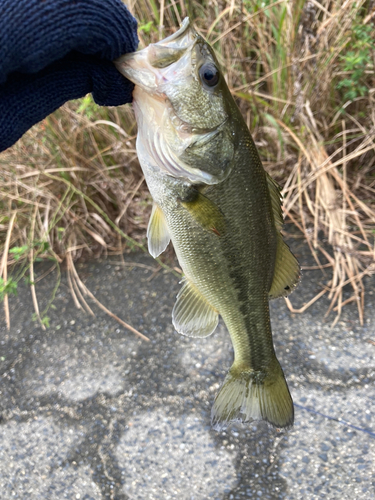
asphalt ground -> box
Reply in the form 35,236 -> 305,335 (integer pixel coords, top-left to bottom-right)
0,237 -> 374,499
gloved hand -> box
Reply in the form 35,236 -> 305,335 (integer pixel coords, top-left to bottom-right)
0,0 -> 139,152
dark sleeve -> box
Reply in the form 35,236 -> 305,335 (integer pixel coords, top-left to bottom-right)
0,0 -> 139,152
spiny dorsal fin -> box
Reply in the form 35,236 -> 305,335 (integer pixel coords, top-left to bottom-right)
147,203 -> 171,258
266,173 -> 300,298
266,173 -> 283,230
172,278 -> 219,337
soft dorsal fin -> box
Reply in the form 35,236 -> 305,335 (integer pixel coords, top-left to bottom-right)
266,173 -> 300,298
147,203 -> 171,258
269,233 -> 300,298
172,278 -> 219,337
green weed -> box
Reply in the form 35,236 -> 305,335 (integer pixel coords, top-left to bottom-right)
0,277 -> 18,300
336,24 -> 375,103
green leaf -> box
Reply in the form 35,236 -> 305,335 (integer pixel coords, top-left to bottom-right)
9,245 -> 28,260
0,277 -> 18,300
41,316 -> 50,328
138,21 -> 154,34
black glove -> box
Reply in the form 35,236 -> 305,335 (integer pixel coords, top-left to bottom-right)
0,0 -> 139,152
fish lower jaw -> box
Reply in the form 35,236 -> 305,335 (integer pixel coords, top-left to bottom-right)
167,108 -> 221,136
133,85 -> 166,104
166,102 -> 195,135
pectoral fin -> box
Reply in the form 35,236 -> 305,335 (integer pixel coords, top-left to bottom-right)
172,278 -> 219,337
181,192 -> 225,236
147,204 -> 171,258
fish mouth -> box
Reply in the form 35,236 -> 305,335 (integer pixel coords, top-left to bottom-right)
115,18 -> 197,92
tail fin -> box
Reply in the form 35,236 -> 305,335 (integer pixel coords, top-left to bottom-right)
211,361 -> 294,431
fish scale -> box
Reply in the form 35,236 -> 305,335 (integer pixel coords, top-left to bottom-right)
115,18 -> 300,430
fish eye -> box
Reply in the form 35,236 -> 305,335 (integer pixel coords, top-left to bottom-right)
199,63 -> 220,88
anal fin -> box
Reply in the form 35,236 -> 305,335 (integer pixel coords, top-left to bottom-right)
172,279 -> 219,337
147,203 -> 171,258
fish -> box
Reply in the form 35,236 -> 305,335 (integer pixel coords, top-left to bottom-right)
115,18 -> 300,430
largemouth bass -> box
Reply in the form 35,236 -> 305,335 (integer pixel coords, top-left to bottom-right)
115,18 -> 300,430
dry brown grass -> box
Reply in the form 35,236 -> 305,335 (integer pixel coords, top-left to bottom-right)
1,0 -> 375,329
0,102 -> 157,332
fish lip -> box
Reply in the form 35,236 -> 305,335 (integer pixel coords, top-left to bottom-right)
114,17 -> 198,90
153,17 -> 192,45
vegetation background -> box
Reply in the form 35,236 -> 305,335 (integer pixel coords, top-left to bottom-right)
1,0 -> 374,332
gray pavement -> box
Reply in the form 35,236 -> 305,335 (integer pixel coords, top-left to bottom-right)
0,238 -> 374,499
